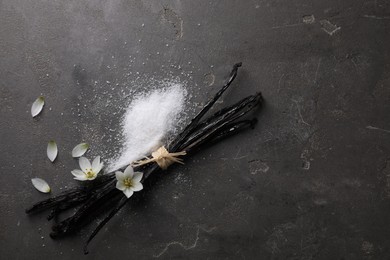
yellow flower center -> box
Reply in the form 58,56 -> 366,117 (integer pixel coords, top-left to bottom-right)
86,170 -> 95,179
124,178 -> 133,188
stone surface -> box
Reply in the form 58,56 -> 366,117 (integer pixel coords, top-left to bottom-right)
1,0 -> 390,259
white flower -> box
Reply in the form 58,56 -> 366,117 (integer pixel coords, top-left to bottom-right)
115,165 -> 143,198
71,156 -> 103,181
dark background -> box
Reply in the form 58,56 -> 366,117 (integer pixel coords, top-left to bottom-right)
1,0 -> 390,259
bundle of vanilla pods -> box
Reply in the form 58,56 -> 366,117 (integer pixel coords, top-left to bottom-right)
26,63 -> 263,254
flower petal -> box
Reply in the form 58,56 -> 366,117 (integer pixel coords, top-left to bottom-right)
116,180 -> 126,191
92,156 -> 103,173
47,140 -> 58,162
132,172 -> 143,183
72,143 -> 89,157
115,171 -> 125,181
31,96 -> 45,117
71,169 -> 86,179
130,182 -> 143,192
123,165 -> 134,178
79,157 -> 91,172
74,176 -> 88,181
31,178 -> 51,193
123,188 -> 134,198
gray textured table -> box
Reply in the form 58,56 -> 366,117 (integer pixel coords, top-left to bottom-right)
1,0 -> 390,259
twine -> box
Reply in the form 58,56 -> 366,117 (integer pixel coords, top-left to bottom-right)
132,146 -> 187,170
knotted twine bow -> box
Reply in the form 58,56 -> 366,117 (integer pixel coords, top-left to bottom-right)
132,146 -> 187,170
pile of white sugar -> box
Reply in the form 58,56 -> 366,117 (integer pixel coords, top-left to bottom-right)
107,83 -> 187,172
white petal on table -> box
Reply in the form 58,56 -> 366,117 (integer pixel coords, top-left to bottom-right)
72,143 -> 89,157
31,96 -> 45,117
47,140 -> 58,162
31,178 -> 51,193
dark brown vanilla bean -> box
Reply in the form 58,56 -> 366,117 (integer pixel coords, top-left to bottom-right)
25,188 -> 84,214
189,92 -> 262,136
26,174 -> 116,214
83,196 -> 128,254
178,93 -> 262,151
50,179 -> 118,238
184,118 -> 258,154
170,62 -> 242,151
